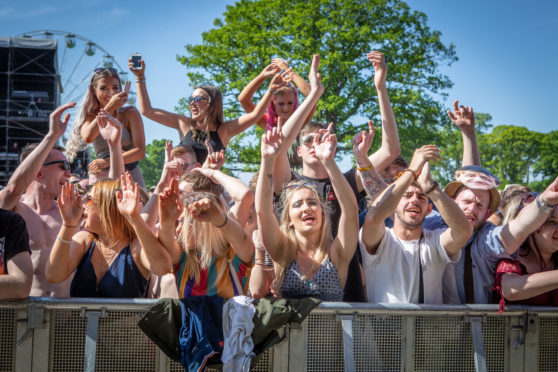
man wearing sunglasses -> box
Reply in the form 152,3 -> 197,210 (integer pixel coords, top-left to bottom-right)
425,101 -> 558,304
0,102 -> 75,297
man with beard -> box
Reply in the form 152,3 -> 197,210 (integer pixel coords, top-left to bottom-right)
359,145 -> 472,304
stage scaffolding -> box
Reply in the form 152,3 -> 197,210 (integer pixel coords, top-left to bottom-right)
0,37 -> 60,185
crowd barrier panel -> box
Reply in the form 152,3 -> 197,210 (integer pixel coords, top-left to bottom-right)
1,298 -> 557,371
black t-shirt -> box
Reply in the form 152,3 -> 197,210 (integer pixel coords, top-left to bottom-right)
290,169 -> 367,302
179,129 -> 226,165
0,208 -> 31,275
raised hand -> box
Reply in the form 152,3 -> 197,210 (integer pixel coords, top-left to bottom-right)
353,120 -> 375,165
539,176 -> 558,206
128,58 -> 146,78
49,102 -> 76,139
116,172 -> 141,219
416,162 -> 436,193
158,178 -> 183,223
97,109 -> 123,146
261,63 -> 280,79
203,150 -> 225,170
268,70 -> 292,92
57,182 -> 83,228
189,197 -> 223,224
308,54 -> 324,96
447,100 -> 475,133
367,51 -> 387,89
271,57 -> 290,71
87,158 -> 109,173
408,145 -> 441,177
260,121 -> 283,159
314,122 -> 337,163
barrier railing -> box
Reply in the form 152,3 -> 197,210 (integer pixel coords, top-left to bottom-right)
1,298 -> 557,371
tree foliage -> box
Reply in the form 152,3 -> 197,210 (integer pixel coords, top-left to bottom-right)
177,0 -> 457,171
139,139 -> 168,188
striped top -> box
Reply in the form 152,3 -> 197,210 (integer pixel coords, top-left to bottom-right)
173,247 -> 252,299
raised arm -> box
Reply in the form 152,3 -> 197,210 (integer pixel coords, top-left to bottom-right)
500,177 -> 558,254
366,51 -> 401,174
256,125 -> 287,262
129,58 -> 190,134
274,55 -> 325,190
447,100 -> 481,166
353,120 -> 387,201
272,58 -> 311,97
117,172 -> 172,276
0,102 -> 75,211
80,89 -> 127,143
221,71 -> 291,144
97,109 -> 124,178
314,127 -> 359,271
416,162 -> 472,255
157,178 -> 184,264
238,64 -> 279,128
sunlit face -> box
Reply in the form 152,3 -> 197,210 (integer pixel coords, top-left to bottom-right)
533,207 -> 558,255
297,129 -> 322,166
42,149 -> 71,197
189,88 -> 210,122
453,187 -> 491,230
172,152 -> 199,175
94,77 -> 121,107
395,184 -> 432,228
273,91 -> 295,121
83,187 -> 102,234
287,188 -> 323,234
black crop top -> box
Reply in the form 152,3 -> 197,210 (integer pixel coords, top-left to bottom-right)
179,129 -> 226,164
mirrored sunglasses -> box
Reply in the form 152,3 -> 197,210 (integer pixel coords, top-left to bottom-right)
301,132 -> 324,146
188,96 -> 208,105
94,67 -> 118,74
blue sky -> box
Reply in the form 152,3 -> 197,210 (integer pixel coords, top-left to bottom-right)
1,0 -> 556,149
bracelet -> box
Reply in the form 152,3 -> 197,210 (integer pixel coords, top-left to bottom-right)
424,181 -> 439,195
357,164 -> 373,172
56,235 -> 71,244
536,194 -> 554,213
397,168 -> 417,181
255,259 -> 266,265
136,78 -> 146,83
213,214 -> 228,228
63,224 -> 77,228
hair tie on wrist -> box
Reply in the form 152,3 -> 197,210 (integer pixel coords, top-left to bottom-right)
57,235 -> 71,244
397,168 -> 417,181
213,214 -> 228,228
63,224 -> 77,228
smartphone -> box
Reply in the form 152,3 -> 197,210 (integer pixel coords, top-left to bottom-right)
123,80 -> 131,93
131,53 -> 142,69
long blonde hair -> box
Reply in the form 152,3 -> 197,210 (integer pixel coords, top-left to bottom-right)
273,180 -> 333,292
178,192 -> 230,285
65,69 -> 122,162
91,178 -> 135,243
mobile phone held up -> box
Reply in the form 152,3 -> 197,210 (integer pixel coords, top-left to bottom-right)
131,53 -> 142,70
123,81 -> 131,94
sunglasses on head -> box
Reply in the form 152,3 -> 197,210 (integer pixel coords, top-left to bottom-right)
94,67 -> 118,74
188,96 -> 208,105
43,160 -> 71,172
301,132 -> 324,146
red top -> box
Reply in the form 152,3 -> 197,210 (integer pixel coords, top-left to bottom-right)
493,258 -> 558,314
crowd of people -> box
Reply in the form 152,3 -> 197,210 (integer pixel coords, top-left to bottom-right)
1,51 -> 558,315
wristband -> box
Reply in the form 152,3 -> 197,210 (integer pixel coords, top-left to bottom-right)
57,235 -> 71,244
357,164 -> 373,172
63,224 -> 77,228
136,78 -> 146,83
536,194 -> 554,213
397,169 -> 417,181
424,181 -> 439,195
213,214 -> 228,228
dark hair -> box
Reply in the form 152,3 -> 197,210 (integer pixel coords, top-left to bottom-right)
391,155 -> 409,169
298,121 -> 326,142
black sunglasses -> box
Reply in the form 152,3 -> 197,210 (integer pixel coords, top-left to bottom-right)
188,96 -> 208,105
43,160 -> 71,172
94,67 -> 118,74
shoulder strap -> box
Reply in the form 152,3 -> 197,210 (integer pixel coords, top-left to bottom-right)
464,241 -> 475,303
418,233 -> 424,304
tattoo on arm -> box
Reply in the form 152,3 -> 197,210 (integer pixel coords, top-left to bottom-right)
360,170 -> 386,201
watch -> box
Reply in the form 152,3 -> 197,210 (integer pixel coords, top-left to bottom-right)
536,194 -> 554,213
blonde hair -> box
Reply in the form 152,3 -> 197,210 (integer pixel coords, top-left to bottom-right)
177,192 -> 230,285
91,178 -> 135,243
65,69 -> 122,162
273,180 -> 332,292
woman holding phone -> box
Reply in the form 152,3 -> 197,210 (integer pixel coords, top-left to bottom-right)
129,56 -> 290,164
65,68 -> 146,187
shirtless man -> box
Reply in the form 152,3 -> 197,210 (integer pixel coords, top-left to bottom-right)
0,102 -> 75,297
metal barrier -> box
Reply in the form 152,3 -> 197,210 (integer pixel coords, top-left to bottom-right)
1,298 -> 557,371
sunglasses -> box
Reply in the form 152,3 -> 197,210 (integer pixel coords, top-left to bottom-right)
94,67 -> 118,74
188,96 -> 208,105
83,194 -> 94,208
43,160 -> 71,172
301,132 -> 325,146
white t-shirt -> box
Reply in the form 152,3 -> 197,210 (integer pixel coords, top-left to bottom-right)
359,227 -> 460,304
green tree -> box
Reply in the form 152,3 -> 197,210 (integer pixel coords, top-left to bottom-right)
535,130 -> 558,180
481,125 -> 543,186
139,139 -> 168,188
177,0 -> 456,172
